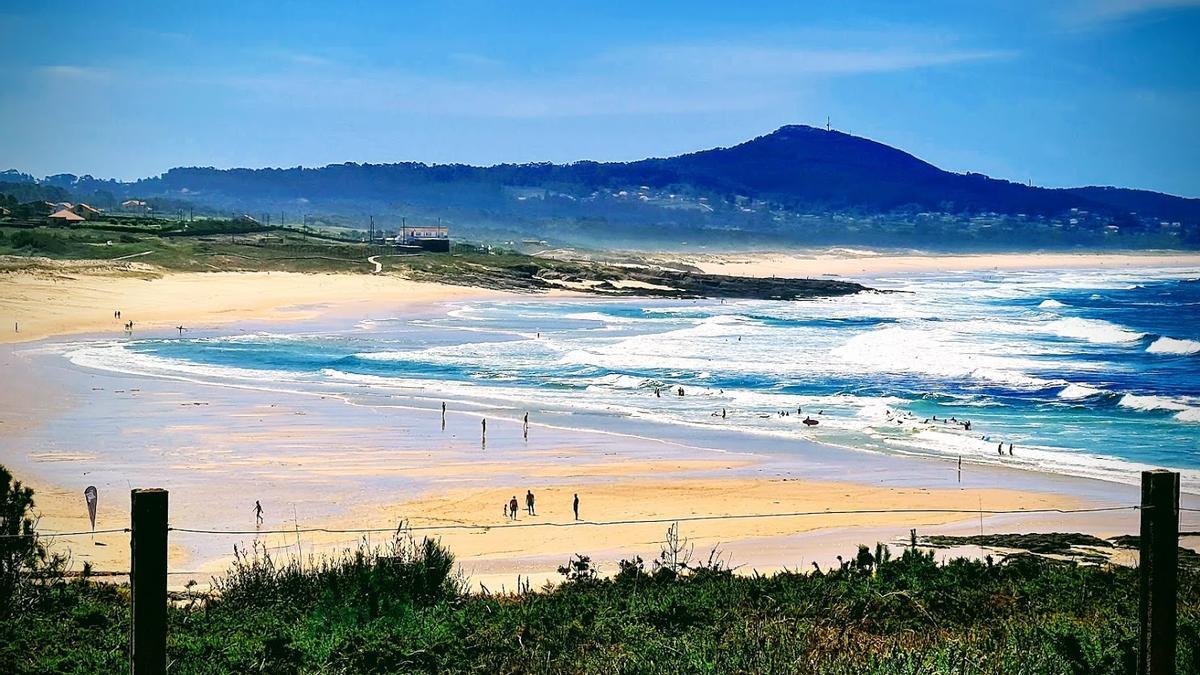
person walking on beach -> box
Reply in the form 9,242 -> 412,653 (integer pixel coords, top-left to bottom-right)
573,493 -> 580,521
482,418 -> 487,446
441,401 -> 446,429
997,442 -> 1004,456
526,490 -> 536,516
1008,443 -> 1014,456
254,500 -> 263,526
523,412 -> 529,439
509,496 -> 519,520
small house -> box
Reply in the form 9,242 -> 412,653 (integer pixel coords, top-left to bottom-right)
48,208 -> 85,225
71,203 -> 102,220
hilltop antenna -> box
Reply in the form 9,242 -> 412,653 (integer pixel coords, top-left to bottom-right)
826,116 -> 831,132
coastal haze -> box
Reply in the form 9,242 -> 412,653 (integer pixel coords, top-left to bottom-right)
2,2 -> 1200,671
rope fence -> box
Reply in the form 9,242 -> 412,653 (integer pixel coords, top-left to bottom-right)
3,504 -> 1143,539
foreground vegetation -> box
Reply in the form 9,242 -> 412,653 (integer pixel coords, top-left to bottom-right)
0,218 -> 866,300
3,467 -> 1199,673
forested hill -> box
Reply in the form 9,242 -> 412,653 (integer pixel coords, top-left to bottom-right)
6,126 -> 1200,249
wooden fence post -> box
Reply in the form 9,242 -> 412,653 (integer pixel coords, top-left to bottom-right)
1139,470 -> 1179,675
131,489 -> 168,675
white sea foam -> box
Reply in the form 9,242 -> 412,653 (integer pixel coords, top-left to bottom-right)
1118,394 -> 1190,412
1063,390 -> 1200,425
1038,299 -> 1065,309
1057,383 -> 1106,400
1147,336 -> 1200,355
563,311 -> 642,324
829,326 -> 1058,389
1045,317 -> 1145,344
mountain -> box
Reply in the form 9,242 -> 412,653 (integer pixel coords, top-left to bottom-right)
6,126 -> 1200,249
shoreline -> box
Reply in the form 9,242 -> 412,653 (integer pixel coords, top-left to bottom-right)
674,250 -> 1200,279
4,250 -> 1199,345
1,327 -> 1174,589
3,256 -> 1198,588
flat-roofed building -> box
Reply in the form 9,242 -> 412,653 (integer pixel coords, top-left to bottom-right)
400,225 -> 450,252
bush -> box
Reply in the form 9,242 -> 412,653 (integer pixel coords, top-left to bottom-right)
9,230 -> 68,254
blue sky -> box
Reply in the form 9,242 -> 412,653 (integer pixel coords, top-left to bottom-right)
1,0 -> 1197,196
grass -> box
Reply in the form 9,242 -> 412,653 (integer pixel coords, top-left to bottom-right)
4,529 -> 1200,673
0,223 -> 380,274
0,220 -> 866,299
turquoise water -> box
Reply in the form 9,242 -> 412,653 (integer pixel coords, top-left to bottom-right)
62,267 -> 1200,491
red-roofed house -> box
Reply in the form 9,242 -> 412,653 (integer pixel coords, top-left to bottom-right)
48,208 -> 85,224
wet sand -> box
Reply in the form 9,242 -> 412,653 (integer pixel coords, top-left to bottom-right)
1,333 -> 1172,591
2,262 -> 1195,590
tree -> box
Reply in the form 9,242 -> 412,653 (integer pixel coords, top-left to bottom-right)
0,465 -> 43,611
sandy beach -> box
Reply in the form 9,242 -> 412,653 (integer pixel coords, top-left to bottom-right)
0,260 -> 510,345
2,256 -> 1196,590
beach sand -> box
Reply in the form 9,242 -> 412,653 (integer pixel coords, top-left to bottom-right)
0,263 -> 509,345
1,337 -> 1150,591
0,257 -> 1190,590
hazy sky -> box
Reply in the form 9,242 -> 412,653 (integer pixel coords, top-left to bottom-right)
1,1 -> 1197,196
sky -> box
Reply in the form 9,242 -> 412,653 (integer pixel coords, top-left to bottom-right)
0,1 -> 1197,196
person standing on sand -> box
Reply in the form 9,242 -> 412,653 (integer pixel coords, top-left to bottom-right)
482,418 -> 487,446
573,493 -> 580,521
254,500 -> 263,526
509,496 -> 519,520
526,490 -> 535,515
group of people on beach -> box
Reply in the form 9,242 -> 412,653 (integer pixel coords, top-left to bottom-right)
923,415 -> 1017,456
504,491 -> 580,521
113,309 -> 135,332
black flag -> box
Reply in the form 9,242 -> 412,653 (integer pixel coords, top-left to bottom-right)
84,486 -> 98,531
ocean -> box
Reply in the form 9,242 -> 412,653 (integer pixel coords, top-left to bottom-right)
60,266 -> 1200,492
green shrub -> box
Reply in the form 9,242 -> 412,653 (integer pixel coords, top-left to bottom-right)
9,229 -> 68,254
